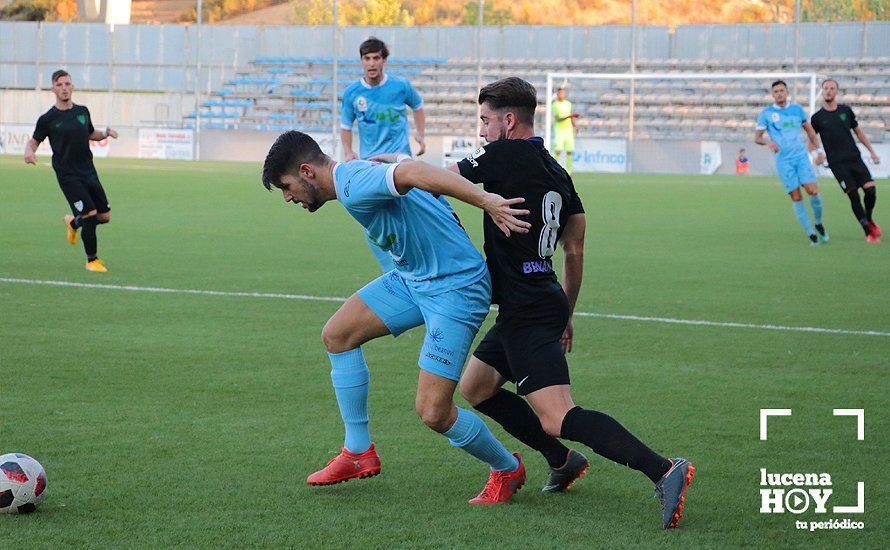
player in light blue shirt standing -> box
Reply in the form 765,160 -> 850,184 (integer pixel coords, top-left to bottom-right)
341,37 -> 427,269
755,80 -> 829,246
262,131 -> 532,504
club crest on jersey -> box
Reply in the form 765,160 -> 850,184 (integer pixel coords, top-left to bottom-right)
771,113 -> 780,123
77,114 -> 87,126
840,113 -> 847,121
355,96 -> 368,112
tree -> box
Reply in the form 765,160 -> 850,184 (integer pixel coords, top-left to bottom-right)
461,0 -> 513,25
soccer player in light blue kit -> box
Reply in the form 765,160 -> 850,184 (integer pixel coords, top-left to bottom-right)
341,37 -> 426,270
262,131 -> 531,504
755,80 -> 829,246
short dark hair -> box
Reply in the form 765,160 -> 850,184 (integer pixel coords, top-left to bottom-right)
821,78 -> 839,88
771,80 -> 787,90
359,37 -> 389,59
478,77 -> 538,126
52,70 -> 70,83
262,131 -> 327,191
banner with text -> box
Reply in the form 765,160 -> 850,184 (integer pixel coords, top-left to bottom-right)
572,139 -> 627,173
815,143 -> 890,180
0,124 -> 50,156
138,129 -> 194,160
700,141 -> 722,175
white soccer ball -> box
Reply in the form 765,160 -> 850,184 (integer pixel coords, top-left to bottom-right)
0,453 -> 47,514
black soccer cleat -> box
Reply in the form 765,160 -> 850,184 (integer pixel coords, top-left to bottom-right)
808,234 -> 820,247
654,457 -> 695,529
815,224 -> 829,243
541,449 -> 590,493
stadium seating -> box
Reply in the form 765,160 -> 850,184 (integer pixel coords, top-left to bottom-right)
187,56 -> 890,141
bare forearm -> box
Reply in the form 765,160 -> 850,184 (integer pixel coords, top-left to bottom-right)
413,109 -> 425,138
754,132 -> 768,146
395,161 -> 487,209
854,127 -> 876,153
561,251 -> 584,314
89,130 -> 105,141
340,129 -> 354,153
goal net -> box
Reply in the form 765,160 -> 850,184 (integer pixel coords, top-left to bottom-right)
544,72 -> 822,175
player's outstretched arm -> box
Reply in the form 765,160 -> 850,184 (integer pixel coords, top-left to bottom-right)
559,213 -> 586,353
23,138 -> 40,165
853,126 -> 881,164
392,160 -> 531,236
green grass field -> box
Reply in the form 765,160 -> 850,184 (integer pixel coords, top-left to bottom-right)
1,155 -> 887,548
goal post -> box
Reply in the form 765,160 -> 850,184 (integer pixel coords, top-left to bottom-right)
544,72 -> 823,173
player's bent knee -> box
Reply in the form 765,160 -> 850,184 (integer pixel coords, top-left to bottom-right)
97,212 -> 111,223
321,320 -> 355,354
415,402 -> 453,433
459,381 -> 496,407
539,414 -> 565,438
83,209 -> 98,218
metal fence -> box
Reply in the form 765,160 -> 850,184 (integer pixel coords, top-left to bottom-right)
2,21 -> 889,92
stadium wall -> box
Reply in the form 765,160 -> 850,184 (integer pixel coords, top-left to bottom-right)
2,21 -> 889,91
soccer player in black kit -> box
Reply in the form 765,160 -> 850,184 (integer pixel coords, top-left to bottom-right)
24,70 -> 119,271
454,78 -> 693,528
811,78 -> 882,242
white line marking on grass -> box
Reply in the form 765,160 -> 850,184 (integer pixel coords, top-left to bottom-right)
2,277 -> 888,338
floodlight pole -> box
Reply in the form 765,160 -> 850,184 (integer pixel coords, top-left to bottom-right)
628,0 -> 637,172
194,0 -> 202,161
332,0 -> 339,159
474,0 -> 483,148
544,74 -> 553,152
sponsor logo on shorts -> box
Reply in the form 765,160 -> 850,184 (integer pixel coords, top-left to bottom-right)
429,328 -> 445,343
522,259 -> 554,274
73,200 -> 83,212
425,352 -> 452,366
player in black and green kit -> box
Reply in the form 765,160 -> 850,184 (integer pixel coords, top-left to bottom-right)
811,78 -> 882,243
24,70 -> 119,272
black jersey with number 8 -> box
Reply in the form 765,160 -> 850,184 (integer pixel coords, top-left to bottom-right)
457,137 -> 584,309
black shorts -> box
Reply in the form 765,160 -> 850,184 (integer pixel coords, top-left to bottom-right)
472,288 -> 570,396
56,170 -> 110,216
829,158 -> 873,193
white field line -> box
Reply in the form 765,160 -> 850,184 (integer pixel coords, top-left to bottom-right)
2,277 -> 888,338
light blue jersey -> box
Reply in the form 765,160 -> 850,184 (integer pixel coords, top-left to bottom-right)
341,75 -> 423,160
333,160 -> 487,296
756,103 -> 810,162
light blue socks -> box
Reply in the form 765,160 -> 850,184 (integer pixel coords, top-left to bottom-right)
809,193 -> 824,226
443,407 -> 519,472
792,200 -> 814,235
329,348 -> 371,453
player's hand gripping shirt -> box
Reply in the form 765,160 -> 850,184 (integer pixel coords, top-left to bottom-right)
457,138 -> 584,309
756,103 -> 810,162
341,75 -> 423,159
334,160 -> 488,295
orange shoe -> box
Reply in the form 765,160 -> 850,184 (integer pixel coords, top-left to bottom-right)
85,258 -> 107,272
307,444 -> 380,486
64,215 -> 78,245
468,453 -> 526,505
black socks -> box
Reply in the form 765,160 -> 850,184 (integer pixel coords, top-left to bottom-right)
863,186 -> 877,222
847,191 -> 869,232
560,406 -> 672,484
474,389 -> 571,468
80,216 -> 98,260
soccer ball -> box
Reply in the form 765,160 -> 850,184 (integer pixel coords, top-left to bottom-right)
0,453 -> 47,514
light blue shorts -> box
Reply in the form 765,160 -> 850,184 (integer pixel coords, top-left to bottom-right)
777,155 -> 816,193
357,270 -> 492,381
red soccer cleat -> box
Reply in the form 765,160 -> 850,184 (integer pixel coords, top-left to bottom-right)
468,453 -> 526,505
868,220 -> 882,238
307,444 -> 381,486
866,233 -> 881,243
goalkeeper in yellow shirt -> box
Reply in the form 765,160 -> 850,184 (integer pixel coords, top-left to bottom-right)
551,86 -> 579,174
